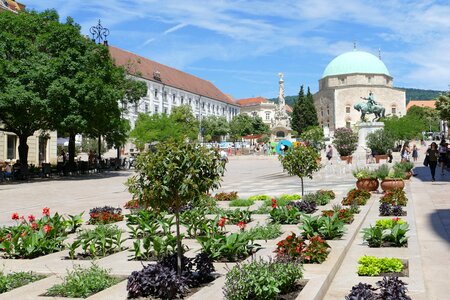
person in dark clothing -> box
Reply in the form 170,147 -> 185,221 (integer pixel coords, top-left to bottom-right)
426,142 -> 439,182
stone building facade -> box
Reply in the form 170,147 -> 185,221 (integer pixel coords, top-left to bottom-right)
313,50 -> 406,135
108,46 -> 240,153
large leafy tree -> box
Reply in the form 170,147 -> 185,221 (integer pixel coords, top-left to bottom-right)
251,115 -> 270,135
229,114 -> 254,140
201,115 -> 230,142
170,105 -> 199,141
0,10 -> 58,166
278,144 -> 321,196
436,91 -> 450,121
127,142 -> 222,275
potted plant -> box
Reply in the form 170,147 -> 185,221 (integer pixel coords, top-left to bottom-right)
366,129 -> 395,163
377,164 -> 405,191
332,127 -> 358,164
352,167 -> 379,191
393,161 -> 414,179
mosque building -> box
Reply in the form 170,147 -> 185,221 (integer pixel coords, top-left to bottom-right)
313,49 -> 406,136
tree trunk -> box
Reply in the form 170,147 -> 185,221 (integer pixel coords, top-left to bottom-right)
18,135 -> 30,167
175,202 -> 183,276
300,177 -> 304,196
98,135 -> 102,160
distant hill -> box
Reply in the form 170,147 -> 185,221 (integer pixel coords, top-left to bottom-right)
268,88 -> 445,106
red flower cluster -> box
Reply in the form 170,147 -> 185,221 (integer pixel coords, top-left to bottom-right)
11,213 -> 19,220
43,224 -> 52,234
275,233 -> 330,264
237,221 -> 246,231
218,217 -> 227,227
42,207 -> 50,217
271,198 -> 277,209
89,212 -> 123,225
28,215 -> 35,222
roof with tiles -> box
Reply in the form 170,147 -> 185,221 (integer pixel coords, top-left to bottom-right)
108,46 -> 237,106
0,0 -> 24,12
236,97 -> 269,106
406,100 -> 436,111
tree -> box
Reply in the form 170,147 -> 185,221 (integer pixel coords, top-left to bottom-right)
436,91 -> 450,121
366,129 -> 395,155
333,127 -> 358,156
0,10 -> 58,166
229,114 -> 254,140
170,105 -> 199,141
130,113 -> 180,149
278,144 -> 321,196
300,126 -> 325,151
127,142 -> 222,275
291,86 -> 318,134
251,115 -> 270,135
201,116 -> 230,142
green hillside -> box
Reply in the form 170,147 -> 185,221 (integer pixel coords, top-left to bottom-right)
269,88 -> 445,106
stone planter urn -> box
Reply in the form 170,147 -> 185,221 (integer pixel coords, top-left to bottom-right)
380,179 -> 405,191
340,156 -> 353,164
356,178 -> 379,192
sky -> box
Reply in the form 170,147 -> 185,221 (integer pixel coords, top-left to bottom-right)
19,0 -> 450,100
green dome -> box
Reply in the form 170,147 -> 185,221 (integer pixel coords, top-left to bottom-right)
322,50 -> 390,78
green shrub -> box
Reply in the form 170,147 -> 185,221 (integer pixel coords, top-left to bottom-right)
393,161 -> 414,172
357,256 -> 404,276
302,191 -> 333,206
0,271 -> 46,294
214,191 -> 238,201
45,265 -> 121,298
270,206 -> 302,224
366,129 -> 395,155
380,189 -> 408,206
264,198 -> 291,207
229,199 -> 254,207
376,164 -> 390,180
223,259 -> 303,300
279,194 -> 302,201
247,224 -> 282,240
248,194 -> 271,201
353,167 -> 377,179
299,215 -> 346,240
251,206 -> 271,214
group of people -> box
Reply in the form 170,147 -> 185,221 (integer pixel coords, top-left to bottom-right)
1,159 -> 22,181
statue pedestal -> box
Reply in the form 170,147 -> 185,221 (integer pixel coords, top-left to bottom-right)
357,122 -> 384,151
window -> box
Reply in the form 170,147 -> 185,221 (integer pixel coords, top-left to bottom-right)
134,103 -> 138,113
172,94 -> 176,103
163,91 -> 167,101
392,107 -> 397,114
154,105 -> 159,114
180,96 -> 184,104
346,121 -> 351,128
39,137 -> 48,164
346,106 -> 351,114
145,103 -> 149,113
276,131 -> 285,138
164,107 -> 168,114
265,112 -> 270,120
189,98 -> 192,105
154,89 -> 158,98
7,135 -> 16,159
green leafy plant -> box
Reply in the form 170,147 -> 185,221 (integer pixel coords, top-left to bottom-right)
302,191 -> 333,205
248,194 -> 271,201
0,271 -> 46,294
362,226 -> 385,247
380,189 -> 408,206
299,215 -> 346,240
229,199 -> 254,207
251,205 -> 271,214
45,264 -> 120,298
197,231 -> 259,262
333,127 -> 358,156
362,218 -> 408,247
180,207 -> 219,238
264,197 -> 291,207
270,206 -> 302,224
352,167 -> 377,179
386,167 -> 407,180
67,225 -> 126,259
393,161 -> 414,172
357,256 -> 404,276
221,209 -> 252,224
247,224 -> 282,240
322,207 -> 354,224
223,259 -> 303,300
376,164 -> 390,180
64,212 -> 84,234
278,144 -> 322,196
279,194 -> 302,201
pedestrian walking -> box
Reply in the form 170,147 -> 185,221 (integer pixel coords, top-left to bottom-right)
426,142 -> 439,182
326,145 -> 333,163
412,144 -> 418,162
438,138 -> 448,176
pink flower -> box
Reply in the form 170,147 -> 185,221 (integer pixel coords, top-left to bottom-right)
21,232 -> 27,237
31,222 -> 38,230
42,207 -> 50,217
11,213 -> 19,220
28,215 -> 35,222
6,233 -> 11,240
43,224 -> 52,234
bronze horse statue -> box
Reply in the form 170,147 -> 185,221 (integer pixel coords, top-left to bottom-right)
354,102 -> 385,121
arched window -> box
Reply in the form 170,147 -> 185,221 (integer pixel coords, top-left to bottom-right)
276,131 -> 285,138
346,105 -> 351,114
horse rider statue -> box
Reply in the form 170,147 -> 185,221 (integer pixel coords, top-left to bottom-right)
353,92 -> 386,121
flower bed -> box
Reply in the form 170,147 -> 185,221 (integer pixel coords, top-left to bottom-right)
342,188 -> 371,206
322,207 -> 355,224
299,215 -> 346,240
380,188 -> 408,206
0,208 -> 69,259
357,256 -> 407,277
275,233 -> 330,264
89,206 -> 124,225
0,271 -> 46,294
362,218 -> 409,247
379,203 -> 406,216
347,277 -> 412,299
214,191 -> 238,201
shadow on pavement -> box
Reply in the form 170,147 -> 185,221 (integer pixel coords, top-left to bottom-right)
412,166 -> 450,183
430,209 -> 450,244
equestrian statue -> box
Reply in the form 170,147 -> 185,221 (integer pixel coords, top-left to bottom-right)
354,92 -> 385,121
